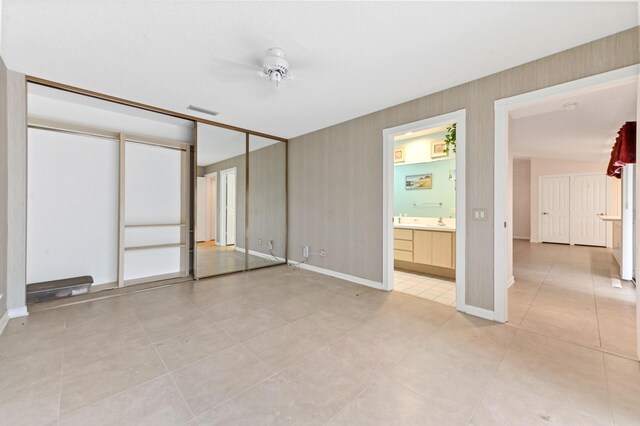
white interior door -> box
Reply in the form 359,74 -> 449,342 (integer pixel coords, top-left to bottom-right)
540,176 -> 571,244
207,175 -> 217,242
196,177 -> 206,242
571,174 -> 607,247
226,172 -> 237,246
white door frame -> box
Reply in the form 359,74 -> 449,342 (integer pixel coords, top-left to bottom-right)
494,64 -> 639,324
218,167 -> 236,246
382,109 -> 466,311
204,171 -> 217,242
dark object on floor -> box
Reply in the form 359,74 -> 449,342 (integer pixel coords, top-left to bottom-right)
26,276 -> 94,303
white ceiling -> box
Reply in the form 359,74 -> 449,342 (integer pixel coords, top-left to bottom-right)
2,1 -> 637,139
510,79 -> 637,162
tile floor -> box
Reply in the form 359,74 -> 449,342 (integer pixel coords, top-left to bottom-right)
394,270 -> 456,307
509,240 -> 637,358
1,264 -> 639,425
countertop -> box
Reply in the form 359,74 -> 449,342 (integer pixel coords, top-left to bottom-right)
394,223 -> 456,232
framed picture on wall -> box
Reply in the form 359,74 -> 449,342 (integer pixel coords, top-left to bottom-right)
405,174 -> 432,190
431,140 -> 448,158
394,146 -> 405,163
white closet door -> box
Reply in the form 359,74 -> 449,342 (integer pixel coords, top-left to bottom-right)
27,128 -> 119,286
540,176 -> 571,244
124,142 -> 183,282
571,174 -> 607,247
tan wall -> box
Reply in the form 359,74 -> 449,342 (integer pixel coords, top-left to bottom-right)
288,27 -> 639,311
513,159 -> 531,240
529,157 -> 610,242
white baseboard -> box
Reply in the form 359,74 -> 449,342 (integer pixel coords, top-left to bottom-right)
235,247 -> 286,263
513,236 -> 530,240
508,275 -> 515,288
0,310 -> 9,335
460,304 -> 495,321
8,306 -> 28,318
288,261 -> 383,291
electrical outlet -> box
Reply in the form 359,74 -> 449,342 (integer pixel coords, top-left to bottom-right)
268,240 -> 273,250
303,246 -> 309,258
320,250 -> 326,257
257,239 -> 262,246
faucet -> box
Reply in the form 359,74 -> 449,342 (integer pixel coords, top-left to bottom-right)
438,217 -> 445,226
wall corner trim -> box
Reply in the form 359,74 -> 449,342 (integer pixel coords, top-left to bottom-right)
460,304 -> 496,322
287,261 -> 383,291
508,276 -> 515,288
8,306 -> 28,318
0,311 -> 9,336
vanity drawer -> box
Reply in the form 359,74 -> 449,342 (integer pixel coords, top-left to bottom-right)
394,249 -> 413,262
394,239 -> 413,251
394,228 -> 413,241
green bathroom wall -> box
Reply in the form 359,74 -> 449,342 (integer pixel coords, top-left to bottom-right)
394,158 -> 456,218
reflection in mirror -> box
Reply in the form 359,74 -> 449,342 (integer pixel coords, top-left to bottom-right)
248,135 -> 287,269
196,123 -> 246,277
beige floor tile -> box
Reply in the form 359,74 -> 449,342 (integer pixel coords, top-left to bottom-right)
604,354 -> 640,426
171,345 -> 272,416
0,375 -> 60,426
138,302 -> 213,342
327,376 -> 467,425
219,308 -> 288,342
388,338 -> 498,420
520,305 -> 601,347
60,376 -> 193,426
471,375 -> 611,426
154,325 -> 236,371
243,310 -> 361,372
277,346 -> 378,422
196,376 -> 321,425
63,321 -> 151,367
479,331 -> 612,425
60,345 -> 167,414
0,347 -> 63,394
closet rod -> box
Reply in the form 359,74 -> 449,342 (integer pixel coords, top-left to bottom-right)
29,117 -> 189,151
28,123 -> 119,142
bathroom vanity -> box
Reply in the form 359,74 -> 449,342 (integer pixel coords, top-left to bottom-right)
394,222 -> 456,279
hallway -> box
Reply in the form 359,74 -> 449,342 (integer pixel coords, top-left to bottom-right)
509,240 -> 637,358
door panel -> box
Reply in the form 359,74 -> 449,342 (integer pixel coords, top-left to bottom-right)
413,230 -> 433,265
541,176 -> 570,244
571,174 -> 607,247
226,172 -> 237,246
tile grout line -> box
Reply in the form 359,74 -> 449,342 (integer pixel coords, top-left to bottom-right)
517,250 -> 558,326
589,247 -> 604,350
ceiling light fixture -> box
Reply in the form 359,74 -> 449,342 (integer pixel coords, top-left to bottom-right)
562,102 -> 578,110
187,105 -> 219,116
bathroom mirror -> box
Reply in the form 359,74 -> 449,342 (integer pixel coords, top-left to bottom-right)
247,135 -> 287,269
195,123 -> 247,278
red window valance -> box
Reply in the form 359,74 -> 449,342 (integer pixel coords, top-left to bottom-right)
607,121 -> 636,179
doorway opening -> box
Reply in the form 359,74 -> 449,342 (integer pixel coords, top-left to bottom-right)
383,110 -> 466,311
495,65 -> 638,358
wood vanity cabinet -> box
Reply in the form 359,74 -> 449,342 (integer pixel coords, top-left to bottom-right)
394,227 -> 455,277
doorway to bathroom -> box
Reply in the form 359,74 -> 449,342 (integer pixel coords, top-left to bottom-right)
383,110 -> 466,311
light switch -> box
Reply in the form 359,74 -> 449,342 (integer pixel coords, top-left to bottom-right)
472,209 -> 488,221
